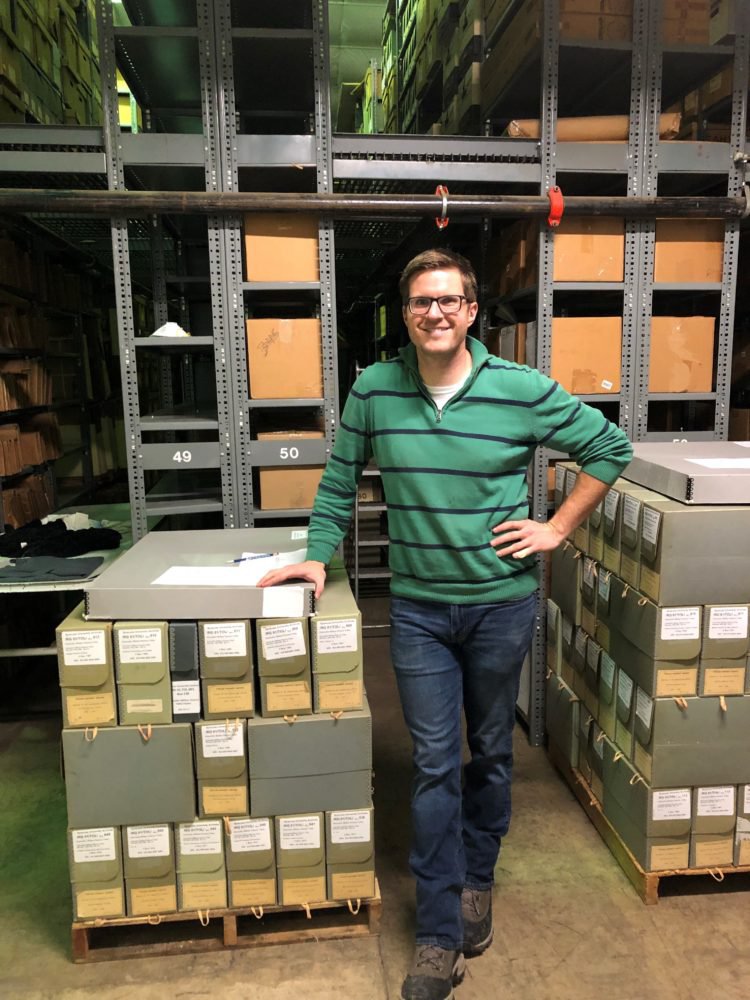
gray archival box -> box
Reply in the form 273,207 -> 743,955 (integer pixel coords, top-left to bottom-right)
624,442 -> 750,504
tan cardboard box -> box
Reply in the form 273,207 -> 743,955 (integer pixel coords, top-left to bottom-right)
649,317 -> 714,393
552,217 -> 625,282
551,316 -> 621,396
653,219 -> 724,283
246,319 -> 323,399
243,214 -> 318,282
257,432 -> 325,511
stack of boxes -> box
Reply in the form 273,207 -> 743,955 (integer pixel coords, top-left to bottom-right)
58,528 -> 376,922
547,455 -> 750,872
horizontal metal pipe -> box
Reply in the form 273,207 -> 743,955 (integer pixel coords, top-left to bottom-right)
0,188 -> 746,219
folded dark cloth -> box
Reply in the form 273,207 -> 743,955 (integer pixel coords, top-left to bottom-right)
0,556 -> 104,583
0,521 -> 121,559
0,518 -> 66,557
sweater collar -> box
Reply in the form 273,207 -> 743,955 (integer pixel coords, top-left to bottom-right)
398,335 -> 489,381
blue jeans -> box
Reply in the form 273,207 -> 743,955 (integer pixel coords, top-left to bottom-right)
389,592 -> 537,950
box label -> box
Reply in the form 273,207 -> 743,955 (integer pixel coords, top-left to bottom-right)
592,730 -> 604,759
179,821 -> 222,856
180,878 -> 226,910
744,785 -> 750,815
317,680 -> 363,711
641,507 -> 662,547
316,619 -> 358,654
117,628 -> 163,664
331,870 -> 375,900
281,875 -> 326,905
635,689 -> 653,728
72,827 -> 116,864
75,886 -> 123,919
597,572 -> 610,602
708,606 -> 749,640
266,681 -> 311,712
697,786 -> 735,817
554,464 -> 566,495
702,667 -> 745,696
231,818 -> 272,854
604,489 -> 619,524
66,692 -> 115,727
620,553 -> 638,587
562,618 -> 573,645
172,680 -> 200,715
639,565 -> 659,601
261,622 -> 306,660
61,629 -> 106,666
660,607 -> 700,641
202,785 -> 248,816
546,599 -> 558,630
652,789 -> 691,822
586,641 -> 600,671
600,651 -> 615,688
262,586 -> 305,618
583,558 -> 596,589
655,668 -> 697,697
130,884 -> 176,916
694,839 -> 733,867
291,529 -> 308,540
279,815 -> 320,851
565,468 -> 577,495
202,622 -> 247,659
331,810 -> 371,845
125,699 -> 163,715
201,723 -> 244,758
207,682 -> 253,715
622,495 -> 641,532
650,843 -> 688,870
617,671 -> 633,708
574,628 -> 587,657
231,877 -> 276,906
633,743 -> 652,782
127,825 -> 170,859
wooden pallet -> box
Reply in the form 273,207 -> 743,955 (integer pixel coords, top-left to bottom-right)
71,882 -> 381,963
547,743 -> 750,905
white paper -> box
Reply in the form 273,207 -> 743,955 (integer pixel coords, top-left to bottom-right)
565,468 -> 577,495
697,786 -> 736,817
554,464 -> 566,494
316,619 -> 358,654
660,607 -> 701,641
687,458 -> 750,469
72,827 -> 116,864
635,688 -> 653,728
201,723 -> 244,758
179,820 -> 222,856
172,680 -> 200,715
574,628 -> 587,657
641,507 -> 662,546
617,671 -> 633,707
61,630 -> 106,666
152,550 -> 308,587
331,810 -> 371,845
597,573 -> 611,602
652,789 -> 691,822
235,548 -> 308,581
202,622 -> 247,659
231,818 -> 272,853
708,606 -> 749,640
117,628 -> 163,664
744,785 -> 750,815
604,489 -> 619,522
600,651 -> 615,687
262,586 -> 305,618
562,618 -> 573,645
583,558 -> 596,588
622,496 -> 641,532
279,815 -> 320,851
127,825 -> 170,859
260,621 -> 306,661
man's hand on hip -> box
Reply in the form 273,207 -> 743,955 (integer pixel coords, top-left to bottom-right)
257,560 -> 327,599
490,519 -> 565,560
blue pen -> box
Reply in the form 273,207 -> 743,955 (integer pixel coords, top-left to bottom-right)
230,552 -> 277,564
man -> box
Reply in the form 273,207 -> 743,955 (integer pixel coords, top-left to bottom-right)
260,248 -> 632,1000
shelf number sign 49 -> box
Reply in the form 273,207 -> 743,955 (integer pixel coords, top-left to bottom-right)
173,450 -> 192,463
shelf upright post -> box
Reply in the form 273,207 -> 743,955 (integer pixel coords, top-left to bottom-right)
149,216 -> 174,417
528,0 -> 561,747
715,10 -> 749,439
96,0 -> 149,540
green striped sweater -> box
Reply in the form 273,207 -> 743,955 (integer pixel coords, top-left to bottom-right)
307,336 -> 632,604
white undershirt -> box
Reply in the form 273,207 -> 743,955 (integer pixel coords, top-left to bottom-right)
424,376 -> 468,412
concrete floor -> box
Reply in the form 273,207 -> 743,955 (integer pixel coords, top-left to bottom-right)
2,605 -> 750,999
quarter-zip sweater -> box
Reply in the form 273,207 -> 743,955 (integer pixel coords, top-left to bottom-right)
307,336 -> 633,604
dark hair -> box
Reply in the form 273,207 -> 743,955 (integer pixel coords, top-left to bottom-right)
399,248 -> 478,304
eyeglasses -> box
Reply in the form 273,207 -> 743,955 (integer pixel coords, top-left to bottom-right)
406,295 -> 469,316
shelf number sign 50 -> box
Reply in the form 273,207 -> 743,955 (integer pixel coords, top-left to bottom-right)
279,447 -> 300,460
172,450 -> 193,463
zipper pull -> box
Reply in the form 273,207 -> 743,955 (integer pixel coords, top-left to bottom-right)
436,409 -> 442,423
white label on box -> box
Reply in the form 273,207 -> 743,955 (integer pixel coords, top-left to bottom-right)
744,785 -> 750,815
586,641 -> 600,671
617,671 -> 633,707
601,379 -> 613,391
652,789 -> 691,822
597,573 -> 611,601
61,630 -> 106,666
262,586 -> 305,618
661,607 -> 701,641
562,618 -> 573,645
583,558 -> 596,588
708,606 -> 749,640
592,728 -> 604,758
127,825 -> 170,859
72,827 -> 116,864
687,458 -> 750,469
641,507 -> 662,546
600,651 -> 615,687
604,489 -> 619,522
697,786 -> 736,817
291,529 -> 308,540
622,495 -> 641,532
331,810 -> 371,845
201,723 -> 244,758
316,619 -> 358,654
635,689 -> 654,728
117,628 -> 162,664
260,622 -> 306,660
565,469 -> 577,495
172,680 -> 200,715
202,622 -> 247,659
179,821 -> 222,856
546,599 -> 558,630
555,465 -> 566,494
575,628 -> 587,657
230,818 -> 272,854
126,699 -> 162,714
279,815 -> 321,852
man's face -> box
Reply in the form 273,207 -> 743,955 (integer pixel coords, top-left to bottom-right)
402,267 -> 478,362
